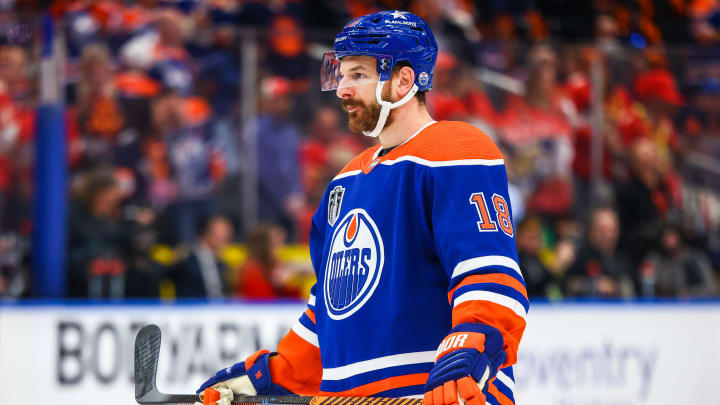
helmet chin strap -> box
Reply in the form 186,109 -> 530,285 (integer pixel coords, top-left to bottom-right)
362,80 -> 419,138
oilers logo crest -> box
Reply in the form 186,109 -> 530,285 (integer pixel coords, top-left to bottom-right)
324,208 -> 384,320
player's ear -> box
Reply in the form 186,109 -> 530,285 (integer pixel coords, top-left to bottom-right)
394,66 -> 415,98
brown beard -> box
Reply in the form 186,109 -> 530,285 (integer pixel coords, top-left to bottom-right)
342,83 -> 394,134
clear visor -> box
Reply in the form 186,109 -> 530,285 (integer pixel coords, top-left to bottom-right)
320,52 -> 389,91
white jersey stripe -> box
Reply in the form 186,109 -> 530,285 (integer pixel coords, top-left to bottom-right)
452,256 -> 523,281
332,170 -> 362,181
322,350 -> 436,381
291,320 -> 319,348
380,156 -> 505,168
453,290 -> 527,320
308,294 -> 316,307
496,370 -> 515,394
332,158 -> 505,181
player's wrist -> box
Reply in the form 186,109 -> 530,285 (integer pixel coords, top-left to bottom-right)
439,323 -> 505,359
245,351 -> 296,396
197,350 -> 281,396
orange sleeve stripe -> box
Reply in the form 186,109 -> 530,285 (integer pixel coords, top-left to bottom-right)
319,373 -> 429,397
305,308 -> 316,323
448,274 -> 528,304
488,382 -> 515,405
452,301 -> 526,368
270,329 -> 323,395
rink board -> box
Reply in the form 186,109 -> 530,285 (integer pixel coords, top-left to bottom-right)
1,301 -> 719,405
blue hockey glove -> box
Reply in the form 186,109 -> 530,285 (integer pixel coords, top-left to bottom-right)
196,350 -> 294,397
423,323 -> 506,405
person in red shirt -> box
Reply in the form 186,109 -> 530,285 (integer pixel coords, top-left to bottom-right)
235,223 -> 300,299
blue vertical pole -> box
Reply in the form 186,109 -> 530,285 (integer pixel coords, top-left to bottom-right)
33,15 -> 66,297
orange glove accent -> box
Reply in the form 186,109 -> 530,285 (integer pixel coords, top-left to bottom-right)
457,376 -> 485,405
424,377 -> 486,405
203,387 -> 220,405
442,381 -> 458,405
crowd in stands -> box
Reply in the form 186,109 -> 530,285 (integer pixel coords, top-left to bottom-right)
0,0 -> 719,301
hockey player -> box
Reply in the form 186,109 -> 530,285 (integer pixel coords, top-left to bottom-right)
197,10 -> 527,405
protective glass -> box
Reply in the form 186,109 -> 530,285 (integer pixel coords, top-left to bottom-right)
320,52 -> 390,91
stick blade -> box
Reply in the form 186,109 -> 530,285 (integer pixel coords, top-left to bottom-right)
134,324 -> 199,404
135,324 -> 162,401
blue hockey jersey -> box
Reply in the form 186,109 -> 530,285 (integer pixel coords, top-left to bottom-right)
265,121 -> 528,405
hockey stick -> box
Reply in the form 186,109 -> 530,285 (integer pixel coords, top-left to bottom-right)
135,324 -> 423,405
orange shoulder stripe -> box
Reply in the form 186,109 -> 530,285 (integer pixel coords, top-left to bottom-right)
270,329 -> 323,395
388,121 -> 503,162
447,274 -> 528,304
319,373 -> 429,397
452,300 -> 527,368
305,308 -> 316,323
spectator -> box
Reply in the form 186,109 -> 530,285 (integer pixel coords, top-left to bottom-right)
76,43 -> 125,167
564,207 -> 634,298
121,8 -> 193,95
632,68 -> 684,161
427,51 -> 497,133
235,223 -> 301,299
0,44 -> 35,234
517,217 -> 560,298
123,202 -> 163,298
300,106 -> 363,198
256,76 -> 304,240
264,15 -> 311,86
615,138 -> 676,269
563,48 -> 627,223
425,52 -> 466,121
154,94 -> 225,244
172,215 -> 234,298
639,223 -> 718,298
67,170 -> 128,298
495,44 -> 574,218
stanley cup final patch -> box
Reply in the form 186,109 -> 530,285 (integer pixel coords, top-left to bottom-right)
328,185 -> 345,226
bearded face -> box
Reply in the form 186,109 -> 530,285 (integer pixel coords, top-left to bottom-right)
341,82 -> 394,133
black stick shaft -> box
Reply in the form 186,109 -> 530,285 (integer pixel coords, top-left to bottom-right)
134,324 -> 422,405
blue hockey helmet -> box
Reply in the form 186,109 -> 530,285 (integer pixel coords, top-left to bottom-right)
320,10 -> 438,93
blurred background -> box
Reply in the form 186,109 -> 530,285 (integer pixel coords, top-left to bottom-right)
0,0 -> 719,404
